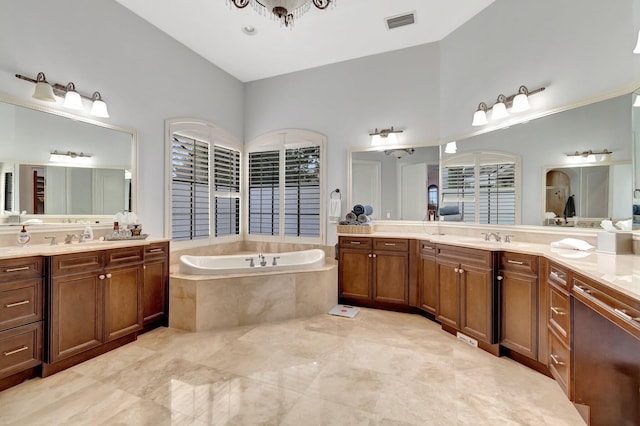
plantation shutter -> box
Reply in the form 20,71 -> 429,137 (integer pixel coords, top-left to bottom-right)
441,165 -> 476,223
248,150 -> 280,235
213,145 -> 241,237
171,135 -> 210,241
284,146 -> 321,237
478,162 -> 516,224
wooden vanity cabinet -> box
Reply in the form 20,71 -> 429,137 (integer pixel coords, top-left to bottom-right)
338,237 -> 410,308
418,241 -> 438,316
45,247 -> 143,373
436,245 -> 497,345
498,252 -> 539,360
0,257 -> 44,390
142,242 -> 170,330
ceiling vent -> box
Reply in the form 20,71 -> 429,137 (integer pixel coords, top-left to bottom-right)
385,12 -> 416,30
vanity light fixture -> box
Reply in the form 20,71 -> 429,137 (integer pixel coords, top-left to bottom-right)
49,150 -> 93,165
471,85 -> 545,126
370,126 -> 403,146
384,148 -> 414,159
15,73 -> 110,118
566,149 -> 612,163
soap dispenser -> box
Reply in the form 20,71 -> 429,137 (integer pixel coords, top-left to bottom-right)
83,225 -> 94,241
17,225 -> 30,246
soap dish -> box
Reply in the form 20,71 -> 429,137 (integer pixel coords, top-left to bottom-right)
104,233 -> 149,241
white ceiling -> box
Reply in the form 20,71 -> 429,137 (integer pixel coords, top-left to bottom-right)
115,0 -> 495,83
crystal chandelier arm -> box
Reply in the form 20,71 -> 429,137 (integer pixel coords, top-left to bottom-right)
230,0 -> 252,8
312,0 -> 331,9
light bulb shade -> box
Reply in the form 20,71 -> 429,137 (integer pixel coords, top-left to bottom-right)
491,102 -> 508,120
90,92 -> 109,117
511,93 -> 530,112
634,95 -> 640,107
32,72 -> 56,102
634,29 -> 640,54
472,109 -> 488,126
444,141 -> 457,154
63,83 -> 83,110
386,132 -> 398,145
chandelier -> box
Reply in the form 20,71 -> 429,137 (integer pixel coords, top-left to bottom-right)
229,0 -> 332,28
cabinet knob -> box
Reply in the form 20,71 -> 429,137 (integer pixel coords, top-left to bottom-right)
458,269 -> 464,274
368,254 -> 372,258
454,268 -> 459,273
373,254 -> 377,258
496,276 -> 503,281
99,274 -> 105,280
106,273 -> 112,279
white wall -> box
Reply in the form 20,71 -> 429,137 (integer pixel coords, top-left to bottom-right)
0,0 -> 244,237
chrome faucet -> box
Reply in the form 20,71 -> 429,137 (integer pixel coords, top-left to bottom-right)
482,232 -> 501,242
272,256 -> 280,266
44,236 -> 58,246
258,254 -> 267,267
245,258 -> 255,267
64,234 -> 77,244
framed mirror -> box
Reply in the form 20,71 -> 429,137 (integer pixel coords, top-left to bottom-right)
0,94 -> 136,221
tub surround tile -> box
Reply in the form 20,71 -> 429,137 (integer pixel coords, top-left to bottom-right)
0,309 -> 584,425
169,278 -> 198,332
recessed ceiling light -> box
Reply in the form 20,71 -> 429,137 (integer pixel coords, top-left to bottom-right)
242,26 -> 256,35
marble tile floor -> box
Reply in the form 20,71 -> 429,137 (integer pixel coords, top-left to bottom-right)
0,308 -> 586,425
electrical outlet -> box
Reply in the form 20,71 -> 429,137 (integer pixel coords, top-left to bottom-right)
456,332 -> 478,348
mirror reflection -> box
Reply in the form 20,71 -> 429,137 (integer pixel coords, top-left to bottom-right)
0,98 -> 134,218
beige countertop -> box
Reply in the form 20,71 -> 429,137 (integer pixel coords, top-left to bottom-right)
339,231 -> 640,303
0,237 -> 169,260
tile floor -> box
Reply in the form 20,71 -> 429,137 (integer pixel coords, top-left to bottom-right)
0,308 -> 585,425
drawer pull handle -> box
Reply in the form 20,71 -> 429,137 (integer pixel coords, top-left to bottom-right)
550,271 -> 565,280
550,307 -> 565,315
4,346 -> 29,356
422,245 -> 434,250
5,300 -> 30,308
384,243 -> 396,246
550,354 -> 565,365
4,266 -> 30,273
573,285 -> 591,294
507,260 -> 524,265
148,248 -> 163,253
614,308 -> 633,321
350,241 -> 361,245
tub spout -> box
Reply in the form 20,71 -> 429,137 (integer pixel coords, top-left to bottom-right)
245,258 -> 255,267
258,254 -> 267,267
272,256 -> 280,266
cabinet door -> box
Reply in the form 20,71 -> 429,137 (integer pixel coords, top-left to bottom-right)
499,270 -> 538,359
143,259 -> 168,326
436,259 -> 460,329
460,264 -> 494,343
419,254 -> 438,315
373,251 -> 408,305
339,249 -> 371,300
104,264 -> 143,342
49,271 -> 103,363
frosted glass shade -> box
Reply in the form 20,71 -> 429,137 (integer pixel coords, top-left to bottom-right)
511,93 -> 530,112
634,29 -> 640,54
491,102 -> 508,120
472,109 -> 488,126
90,99 -> 109,118
370,134 -> 382,146
444,141 -> 457,154
33,82 -> 56,102
63,90 -> 83,110
634,95 -> 640,107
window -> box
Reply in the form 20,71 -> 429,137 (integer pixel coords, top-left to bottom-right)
246,130 -> 325,243
213,145 -> 241,237
167,119 -> 242,244
3,172 -> 12,211
171,135 -> 210,241
441,152 -> 519,225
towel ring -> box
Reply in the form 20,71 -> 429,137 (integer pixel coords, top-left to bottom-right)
330,189 -> 341,199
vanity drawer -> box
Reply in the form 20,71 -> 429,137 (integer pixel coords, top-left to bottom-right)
548,282 -> 571,345
373,238 -> 409,252
106,247 -> 144,266
547,327 -> 571,398
339,237 -> 372,250
0,257 -> 43,283
547,261 -> 569,290
0,322 -> 42,379
0,279 -> 43,330
500,252 -> 537,275
144,242 -> 169,261
419,241 -> 437,257
436,244 -> 492,268
51,251 -> 105,276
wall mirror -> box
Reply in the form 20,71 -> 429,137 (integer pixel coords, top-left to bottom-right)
349,146 -> 439,221
0,95 -> 136,221
349,90 -> 635,227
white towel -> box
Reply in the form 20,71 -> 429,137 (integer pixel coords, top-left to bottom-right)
329,198 -> 341,223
